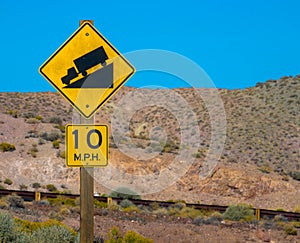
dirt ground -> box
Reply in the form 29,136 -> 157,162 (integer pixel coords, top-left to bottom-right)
6,204 -> 300,243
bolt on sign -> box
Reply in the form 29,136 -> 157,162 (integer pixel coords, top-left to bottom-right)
39,22 -> 135,118
66,125 -> 108,167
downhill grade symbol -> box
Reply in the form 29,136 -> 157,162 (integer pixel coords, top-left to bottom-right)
66,125 -> 108,167
39,22 -> 135,118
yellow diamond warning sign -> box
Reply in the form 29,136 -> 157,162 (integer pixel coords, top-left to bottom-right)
39,22 -> 135,118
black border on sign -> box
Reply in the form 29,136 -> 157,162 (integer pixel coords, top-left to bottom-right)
65,124 -> 109,167
39,22 -> 135,118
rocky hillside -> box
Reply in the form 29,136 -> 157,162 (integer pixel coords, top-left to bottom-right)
0,75 -> 299,210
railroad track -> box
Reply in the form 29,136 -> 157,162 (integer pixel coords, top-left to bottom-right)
0,189 -> 299,221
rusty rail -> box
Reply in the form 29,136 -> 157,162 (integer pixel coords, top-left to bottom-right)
0,189 -> 299,221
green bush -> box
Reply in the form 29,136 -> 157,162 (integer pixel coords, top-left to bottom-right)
274,214 -> 288,222
47,131 -> 61,141
106,226 -> 153,243
19,184 -> 28,190
28,145 -> 38,158
108,204 -> 120,211
65,198 -> 76,206
0,214 -> 31,242
15,218 -> 45,234
193,216 -> 205,226
38,138 -> 46,145
106,226 -> 123,243
61,190 -> 72,194
290,171 -> 300,181
209,211 -> 223,221
26,118 -> 41,124
122,206 -> 141,213
120,199 -> 134,208
162,140 -> 179,153
35,115 -> 43,121
293,221 -> 300,228
22,112 -> 36,119
48,211 -> 64,222
176,207 -> 203,219
222,204 -> 254,221
123,231 -> 153,243
4,178 -> 13,185
34,200 -> 50,206
149,202 -> 160,211
193,212 -> 223,226
285,224 -> 297,235
48,116 -> 62,125
59,206 -> 71,216
0,213 -> 76,242
167,206 -> 180,216
0,142 -> 16,152
52,140 -> 60,149
59,150 -> 66,159
94,199 -> 108,208
0,213 -> 14,242
15,218 -> 76,235
31,225 -> 76,242
152,207 -> 168,216
258,165 -> 271,174
54,124 -> 65,133
40,130 -> 61,142
173,202 -> 186,210
109,187 -> 141,200
0,197 -> 8,209
48,196 -> 76,207
31,182 -> 41,189
7,109 -> 18,118
14,232 -> 32,243
46,184 -> 57,192
6,194 -> 24,208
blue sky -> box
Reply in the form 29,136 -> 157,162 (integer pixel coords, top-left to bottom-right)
0,0 -> 299,91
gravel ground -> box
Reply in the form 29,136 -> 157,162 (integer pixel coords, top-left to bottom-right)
6,204 -> 299,243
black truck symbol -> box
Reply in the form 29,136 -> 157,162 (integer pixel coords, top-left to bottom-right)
61,46 -> 109,85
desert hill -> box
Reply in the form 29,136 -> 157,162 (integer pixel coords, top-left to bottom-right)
0,75 -> 299,211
